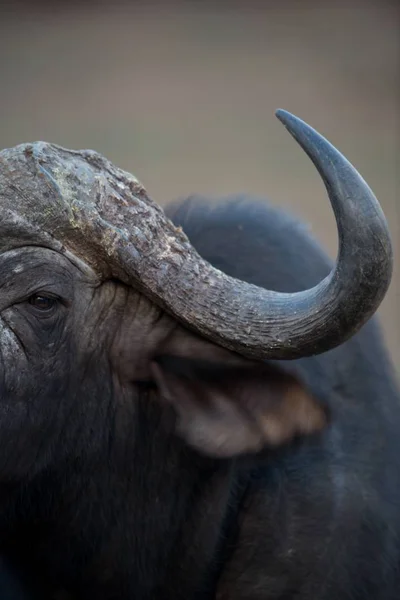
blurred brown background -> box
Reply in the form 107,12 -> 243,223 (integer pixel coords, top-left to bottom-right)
0,0 -> 398,375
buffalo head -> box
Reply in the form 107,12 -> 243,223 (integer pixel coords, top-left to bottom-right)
0,111 -> 393,480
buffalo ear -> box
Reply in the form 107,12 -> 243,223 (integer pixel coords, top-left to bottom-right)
151,353 -> 328,458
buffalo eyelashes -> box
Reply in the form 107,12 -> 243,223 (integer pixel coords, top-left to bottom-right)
28,294 -> 59,313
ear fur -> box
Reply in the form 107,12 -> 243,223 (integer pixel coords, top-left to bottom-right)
151,337 -> 328,458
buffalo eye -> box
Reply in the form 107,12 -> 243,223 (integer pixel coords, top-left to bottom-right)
28,294 -> 59,313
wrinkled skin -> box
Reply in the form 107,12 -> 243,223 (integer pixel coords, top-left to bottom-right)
0,197 -> 400,599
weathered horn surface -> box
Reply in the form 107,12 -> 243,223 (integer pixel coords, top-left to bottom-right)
0,110 -> 393,360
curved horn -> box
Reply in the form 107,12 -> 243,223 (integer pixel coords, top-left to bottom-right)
133,109 -> 392,359
0,111 -> 393,361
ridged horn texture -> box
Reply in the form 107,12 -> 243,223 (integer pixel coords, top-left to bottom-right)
0,110 -> 393,360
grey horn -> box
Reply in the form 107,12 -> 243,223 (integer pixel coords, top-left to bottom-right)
134,109 -> 393,360
0,110 -> 393,360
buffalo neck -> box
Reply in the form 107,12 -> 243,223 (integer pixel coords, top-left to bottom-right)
0,385 -> 249,599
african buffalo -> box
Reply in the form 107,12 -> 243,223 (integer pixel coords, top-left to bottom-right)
0,110 -> 399,599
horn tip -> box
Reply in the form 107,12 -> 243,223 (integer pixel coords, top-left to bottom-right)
275,109 -> 303,131
275,108 -> 291,120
